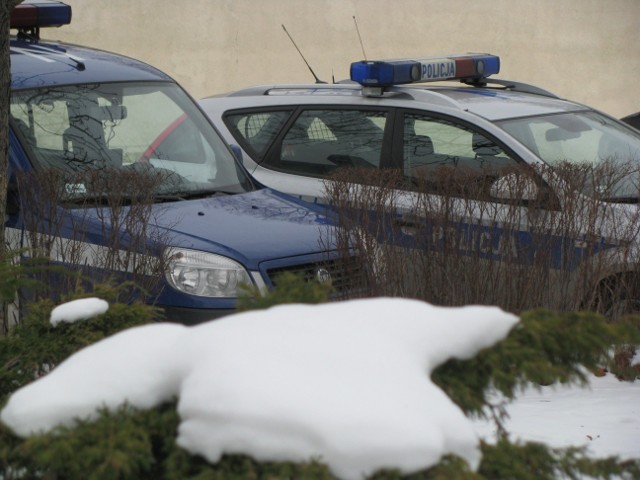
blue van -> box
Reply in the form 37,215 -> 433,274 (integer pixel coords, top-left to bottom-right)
6,1 -> 359,324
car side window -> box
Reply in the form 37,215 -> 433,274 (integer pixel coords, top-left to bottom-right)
224,110 -> 291,159
264,109 -> 387,178
404,113 -> 521,199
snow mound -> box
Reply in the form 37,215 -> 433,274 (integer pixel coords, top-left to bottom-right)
50,297 -> 109,325
1,297 -> 518,479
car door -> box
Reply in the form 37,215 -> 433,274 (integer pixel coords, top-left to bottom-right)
391,110 -> 572,299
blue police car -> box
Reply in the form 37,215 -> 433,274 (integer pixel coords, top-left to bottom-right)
7,1 -> 360,324
199,53 -> 640,315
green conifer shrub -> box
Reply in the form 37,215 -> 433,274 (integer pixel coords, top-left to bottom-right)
1,271 -> 639,479
237,271 -> 333,311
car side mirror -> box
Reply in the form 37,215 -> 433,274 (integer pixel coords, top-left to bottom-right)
490,172 -> 538,202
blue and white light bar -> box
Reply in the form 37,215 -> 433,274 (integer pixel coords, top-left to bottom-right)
10,0 -> 72,30
350,53 -> 500,87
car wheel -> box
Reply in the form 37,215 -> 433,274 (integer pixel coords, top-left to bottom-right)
592,274 -> 640,322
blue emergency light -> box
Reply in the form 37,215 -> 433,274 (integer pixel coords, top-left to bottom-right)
10,0 -> 72,30
350,54 -> 500,87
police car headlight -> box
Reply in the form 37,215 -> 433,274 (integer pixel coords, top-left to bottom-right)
165,248 -> 252,297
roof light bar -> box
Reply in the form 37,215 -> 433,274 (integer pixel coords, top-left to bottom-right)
10,0 -> 72,30
350,54 -> 500,87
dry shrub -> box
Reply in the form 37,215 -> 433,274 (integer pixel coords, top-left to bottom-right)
14,167 -> 176,310
325,162 -> 640,318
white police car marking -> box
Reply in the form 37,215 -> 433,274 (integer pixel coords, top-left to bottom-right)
6,227 -> 157,275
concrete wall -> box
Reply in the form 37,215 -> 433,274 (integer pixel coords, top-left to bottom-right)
43,0 -> 640,118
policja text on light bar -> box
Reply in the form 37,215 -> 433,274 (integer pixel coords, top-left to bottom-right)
350,53 -> 500,87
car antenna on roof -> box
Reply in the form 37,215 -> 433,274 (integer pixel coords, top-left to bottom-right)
281,24 -> 327,84
353,16 -> 367,60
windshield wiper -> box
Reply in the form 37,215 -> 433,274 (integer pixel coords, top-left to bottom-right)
62,189 -> 235,207
162,189 -> 233,201
601,196 -> 640,204
61,194 -> 125,207
188,190 -> 231,198
63,192 -> 187,207
152,193 -> 189,202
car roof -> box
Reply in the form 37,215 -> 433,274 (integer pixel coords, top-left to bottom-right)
203,81 -> 589,122
10,36 -> 172,90
424,86 -> 588,120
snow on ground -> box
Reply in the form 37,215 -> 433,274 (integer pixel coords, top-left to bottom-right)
473,372 -> 640,460
1,297 -> 639,478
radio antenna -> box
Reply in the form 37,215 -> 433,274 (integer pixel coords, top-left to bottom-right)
282,24 -> 326,84
353,16 -> 367,60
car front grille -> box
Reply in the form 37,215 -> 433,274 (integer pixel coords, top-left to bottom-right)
266,256 -> 368,300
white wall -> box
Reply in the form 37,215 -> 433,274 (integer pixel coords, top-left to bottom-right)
44,0 -> 640,118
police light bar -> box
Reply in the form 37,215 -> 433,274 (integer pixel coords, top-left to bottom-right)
10,0 -> 72,30
350,54 -> 500,87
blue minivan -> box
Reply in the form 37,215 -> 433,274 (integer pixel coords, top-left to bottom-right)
6,1 -> 359,324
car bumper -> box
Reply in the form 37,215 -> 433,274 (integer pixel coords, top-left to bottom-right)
161,305 -> 236,325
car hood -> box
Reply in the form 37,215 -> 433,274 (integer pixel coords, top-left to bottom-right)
154,189 -> 336,268
81,188 -> 335,270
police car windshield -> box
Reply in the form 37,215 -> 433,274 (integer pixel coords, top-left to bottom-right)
10,82 -> 253,201
498,111 -> 640,200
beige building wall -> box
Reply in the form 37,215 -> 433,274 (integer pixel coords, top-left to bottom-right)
44,0 -> 640,118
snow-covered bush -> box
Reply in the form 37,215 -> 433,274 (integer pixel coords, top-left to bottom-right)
0,274 -> 639,479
